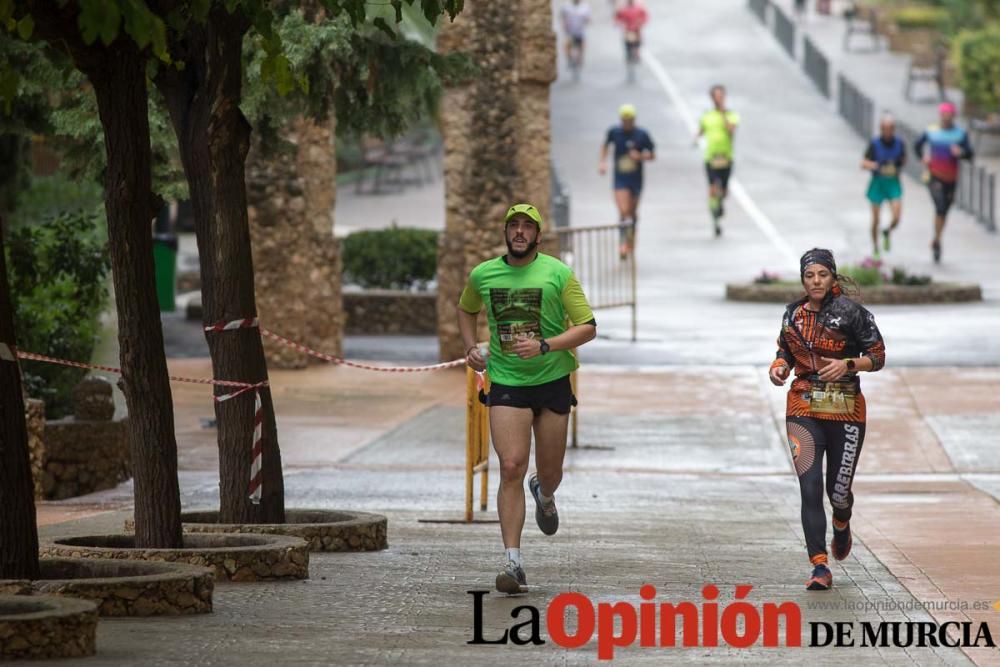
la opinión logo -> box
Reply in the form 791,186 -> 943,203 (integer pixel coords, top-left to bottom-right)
468,584 -> 802,659
467,585 -> 997,659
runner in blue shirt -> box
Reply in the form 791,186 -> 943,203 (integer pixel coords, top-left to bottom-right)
598,103 -> 655,259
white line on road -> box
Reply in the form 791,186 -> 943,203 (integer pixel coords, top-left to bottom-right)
641,50 -> 801,268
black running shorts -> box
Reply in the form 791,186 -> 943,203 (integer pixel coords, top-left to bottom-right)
484,375 -> 577,415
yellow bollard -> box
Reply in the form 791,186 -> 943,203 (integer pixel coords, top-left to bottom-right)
478,373 -> 490,512
466,366 -> 491,521
465,367 -> 476,523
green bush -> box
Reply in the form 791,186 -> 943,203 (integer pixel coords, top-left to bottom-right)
342,227 -> 438,289
6,209 -> 110,418
840,266 -> 883,287
892,6 -> 949,29
953,27 -> 1000,113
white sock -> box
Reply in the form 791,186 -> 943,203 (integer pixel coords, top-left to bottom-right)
539,490 -> 554,505
505,548 -> 522,567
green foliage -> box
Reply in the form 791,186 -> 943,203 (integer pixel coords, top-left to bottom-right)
47,79 -> 188,201
5,207 -> 110,418
8,173 -> 104,230
892,6 -> 949,30
840,264 -> 883,287
242,10 -> 473,142
342,227 -> 438,289
953,27 -> 1000,113
890,267 -> 932,285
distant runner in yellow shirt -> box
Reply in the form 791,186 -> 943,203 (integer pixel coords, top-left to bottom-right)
695,85 -> 740,237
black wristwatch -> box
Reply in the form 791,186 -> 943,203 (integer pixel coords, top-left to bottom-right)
539,339 -> 550,355
846,359 -> 856,371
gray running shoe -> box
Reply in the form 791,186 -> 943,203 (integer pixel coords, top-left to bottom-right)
495,560 -> 527,594
529,473 -> 559,536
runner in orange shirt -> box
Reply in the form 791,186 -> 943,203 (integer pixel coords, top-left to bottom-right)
769,248 -> 886,591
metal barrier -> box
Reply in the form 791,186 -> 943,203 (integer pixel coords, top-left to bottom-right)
748,0 -> 769,23
958,162 -> 997,232
837,74 -> 874,140
551,162 -> 571,232
465,367 -> 490,522
555,222 -> 637,342
773,5 -> 795,57
803,37 -> 830,98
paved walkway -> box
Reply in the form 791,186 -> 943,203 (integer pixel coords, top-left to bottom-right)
33,362 -> 1000,665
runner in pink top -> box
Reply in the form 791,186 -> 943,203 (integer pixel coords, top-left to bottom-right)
615,0 -> 648,80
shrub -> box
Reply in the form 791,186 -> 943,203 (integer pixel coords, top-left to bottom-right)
892,6 -> 949,29
342,226 -> 438,289
890,267 -> 933,285
953,27 -> 1000,114
6,209 -> 110,418
840,257 -> 885,287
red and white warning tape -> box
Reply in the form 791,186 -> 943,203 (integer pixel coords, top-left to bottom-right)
258,327 -> 466,372
203,318 -> 267,504
9,319 -> 470,507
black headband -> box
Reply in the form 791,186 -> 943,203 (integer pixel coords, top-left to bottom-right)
800,249 -> 836,278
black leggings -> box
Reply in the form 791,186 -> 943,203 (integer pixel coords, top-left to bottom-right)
786,417 -> 866,559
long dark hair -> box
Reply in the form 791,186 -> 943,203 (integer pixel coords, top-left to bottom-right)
834,273 -> 861,300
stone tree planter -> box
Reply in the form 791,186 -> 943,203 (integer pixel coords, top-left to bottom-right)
40,533 -> 309,582
725,282 -> 982,304
124,509 -> 388,552
0,595 -> 97,660
180,509 -> 387,552
0,558 -> 213,616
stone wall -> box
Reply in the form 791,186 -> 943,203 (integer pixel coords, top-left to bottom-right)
25,399 -> 45,498
436,1 -> 557,360
39,420 -> 130,500
247,116 -> 343,369
725,282 -> 983,304
343,291 -> 437,335
25,379 -> 131,500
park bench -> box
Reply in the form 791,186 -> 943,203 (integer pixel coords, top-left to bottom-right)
354,137 -> 408,195
843,4 -> 880,52
904,46 -> 946,103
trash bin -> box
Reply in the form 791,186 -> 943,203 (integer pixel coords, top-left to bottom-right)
152,233 -> 178,312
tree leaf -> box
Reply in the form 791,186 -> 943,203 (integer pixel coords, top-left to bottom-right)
16,14 -> 33,39
372,16 -> 395,38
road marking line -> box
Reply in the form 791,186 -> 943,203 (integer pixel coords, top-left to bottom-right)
641,50 -> 800,268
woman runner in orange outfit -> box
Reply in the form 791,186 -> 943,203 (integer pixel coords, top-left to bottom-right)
769,248 -> 886,590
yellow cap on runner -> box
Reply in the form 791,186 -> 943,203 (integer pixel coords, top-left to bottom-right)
504,203 -> 545,231
619,103 -> 637,119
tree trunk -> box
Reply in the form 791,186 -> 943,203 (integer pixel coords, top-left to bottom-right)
0,216 -> 41,580
157,8 -> 284,524
81,46 -> 183,548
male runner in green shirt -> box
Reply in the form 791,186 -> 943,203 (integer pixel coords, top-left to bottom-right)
696,84 -> 740,237
458,203 -> 597,594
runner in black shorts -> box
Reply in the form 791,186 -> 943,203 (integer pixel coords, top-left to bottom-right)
458,203 -> 597,595
696,85 -> 739,237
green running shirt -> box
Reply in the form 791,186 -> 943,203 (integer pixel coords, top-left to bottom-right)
700,109 -> 740,163
458,253 -> 594,387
